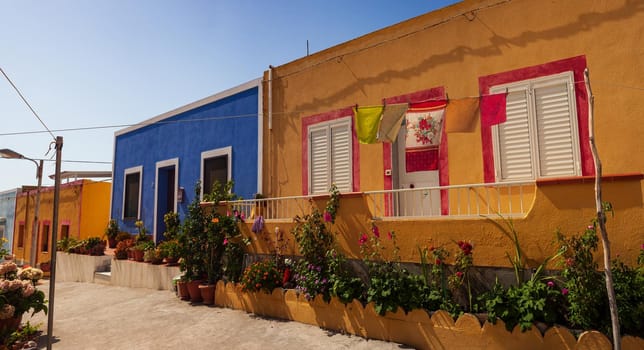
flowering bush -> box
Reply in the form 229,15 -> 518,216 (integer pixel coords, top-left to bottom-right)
17,268 -> 43,283
0,263 -> 47,322
291,186 -> 339,301
362,228 -> 429,315
240,259 -> 282,294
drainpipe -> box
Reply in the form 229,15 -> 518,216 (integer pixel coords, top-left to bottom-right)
268,65 -> 273,196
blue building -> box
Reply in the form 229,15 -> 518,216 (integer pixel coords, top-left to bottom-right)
0,188 -> 19,256
110,79 -> 263,241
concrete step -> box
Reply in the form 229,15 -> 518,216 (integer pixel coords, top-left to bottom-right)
94,271 -> 111,285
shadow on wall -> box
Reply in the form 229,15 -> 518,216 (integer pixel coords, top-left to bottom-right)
282,0 -> 644,113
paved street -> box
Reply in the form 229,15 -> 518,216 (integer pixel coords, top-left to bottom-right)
26,281 -> 406,350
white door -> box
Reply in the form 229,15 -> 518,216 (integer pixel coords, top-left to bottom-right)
393,126 -> 441,216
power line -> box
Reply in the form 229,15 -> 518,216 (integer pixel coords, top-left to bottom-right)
0,67 -> 56,140
0,78 -> 643,138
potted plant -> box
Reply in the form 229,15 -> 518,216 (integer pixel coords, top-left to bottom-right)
0,262 -> 47,343
114,240 -> 130,260
104,219 -> 119,249
158,240 -> 180,265
135,241 -> 154,262
143,248 -> 164,264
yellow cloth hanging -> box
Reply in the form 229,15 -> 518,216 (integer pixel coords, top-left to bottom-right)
353,105 -> 384,144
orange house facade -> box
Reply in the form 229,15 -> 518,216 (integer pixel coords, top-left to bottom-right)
12,179 -> 111,266
238,0 -> 644,267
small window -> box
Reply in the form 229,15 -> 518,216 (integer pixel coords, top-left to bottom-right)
41,222 -> 50,252
123,166 -> 143,219
17,223 -> 25,248
308,116 -> 353,194
201,147 -> 231,199
61,224 -> 70,240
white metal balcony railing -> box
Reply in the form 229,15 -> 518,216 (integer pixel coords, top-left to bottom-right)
364,181 -> 535,219
224,195 -> 315,221
223,181 -> 535,221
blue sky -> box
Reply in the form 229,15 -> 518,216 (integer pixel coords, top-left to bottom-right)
0,0 -> 458,190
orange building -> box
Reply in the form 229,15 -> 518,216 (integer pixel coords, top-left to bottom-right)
242,0 -> 644,267
12,179 -> 111,265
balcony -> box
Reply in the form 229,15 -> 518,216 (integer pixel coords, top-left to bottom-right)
222,181 -> 536,221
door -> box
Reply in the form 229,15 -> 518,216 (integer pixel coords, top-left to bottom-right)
155,164 -> 176,241
393,126 -> 441,216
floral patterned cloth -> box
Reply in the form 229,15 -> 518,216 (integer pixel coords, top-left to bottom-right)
405,101 -> 446,172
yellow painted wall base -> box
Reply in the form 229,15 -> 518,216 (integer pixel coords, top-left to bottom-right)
213,281 -> 643,350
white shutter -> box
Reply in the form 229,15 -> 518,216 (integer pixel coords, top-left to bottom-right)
534,82 -> 577,177
309,128 -> 329,194
331,123 -> 352,192
497,90 -> 534,180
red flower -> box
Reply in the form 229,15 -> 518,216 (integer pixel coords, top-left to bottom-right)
372,224 -> 380,238
435,259 -> 441,265
455,271 -> 463,278
387,231 -> 393,240
358,233 -> 368,246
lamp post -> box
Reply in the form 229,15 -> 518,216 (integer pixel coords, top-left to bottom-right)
0,149 -> 43,267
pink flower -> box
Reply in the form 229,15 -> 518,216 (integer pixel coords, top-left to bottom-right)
372,224 -> 380,238
358,233 -> 368,246
323,211 -> 333,223
387,231 -> 393,240
587,225 -> 594,231
562,288 -> 569,296
223,238 -> 228,246
641,243 -> 644,250
547,281 -> 555,288
566,258 -> 574,267
455,271 -> 463,278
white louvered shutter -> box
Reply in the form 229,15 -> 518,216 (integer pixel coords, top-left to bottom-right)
330,123 -> 352,192
309,128 -> 329,194
497,89 -> 534,180
534,81 -> 577,177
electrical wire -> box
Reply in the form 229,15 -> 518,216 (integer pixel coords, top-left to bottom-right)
2,76 -> 644,138
0,67 -> 56,140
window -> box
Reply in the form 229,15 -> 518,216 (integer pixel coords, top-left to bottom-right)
123,166 -> 143,220
308,116 -> 353,194
491,72 -> 581,181
61,224 -> 70,240
41,222 -> 50,252
17,223 -> 25,248
201,147 -> 231,199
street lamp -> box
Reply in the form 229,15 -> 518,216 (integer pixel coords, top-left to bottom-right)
0,148 -> 43,267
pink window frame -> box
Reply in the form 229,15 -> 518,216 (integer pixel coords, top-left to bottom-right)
478,55 -> 594,183
301,107 -> 360,195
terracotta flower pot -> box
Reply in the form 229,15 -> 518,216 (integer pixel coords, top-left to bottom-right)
186,280 -> 203,303
133,249 -> 144,262
199,284 -> 216,305
177,281 -> 190,301
0,314 -> 22,336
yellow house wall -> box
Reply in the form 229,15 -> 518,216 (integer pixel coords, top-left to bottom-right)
79,180 -> 111,238
260,0 -> 644,266
12,180 -> 111,265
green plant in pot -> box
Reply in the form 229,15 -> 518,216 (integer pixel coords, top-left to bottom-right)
179,183 -> 208,302
158,240 -> 180,265
104,219 -> 119,248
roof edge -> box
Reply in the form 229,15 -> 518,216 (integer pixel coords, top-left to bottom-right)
115,77 -> 262,136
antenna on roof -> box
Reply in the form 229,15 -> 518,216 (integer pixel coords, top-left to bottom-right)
306,40 -> 309,56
